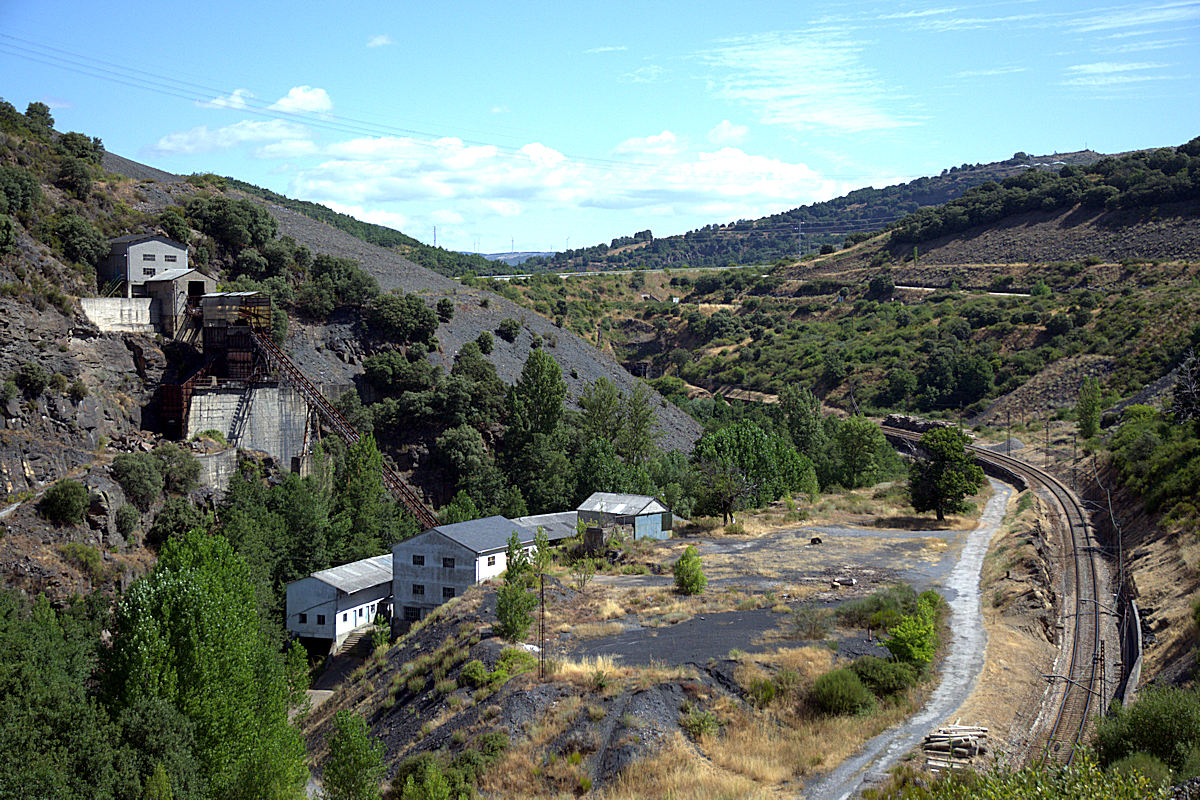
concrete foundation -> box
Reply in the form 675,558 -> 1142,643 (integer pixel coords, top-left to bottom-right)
186,383 -> 309,467
79,298 -> 154,333
196,448 -> 238,494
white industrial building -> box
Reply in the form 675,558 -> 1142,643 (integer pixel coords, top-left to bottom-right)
285,554 -> 392,651
392,516 -> 537,624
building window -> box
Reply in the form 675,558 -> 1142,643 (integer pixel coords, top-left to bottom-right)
442,587 -> 455,599
142,268 -> 156,276
487,555 -> 496,566
412,554 -> 424,566
342,613 -> 348,622
142,253 -> 156,261
164,254 -> 177,262
442,557 -> 455,569
412,584 -> 424,596
298,613 -> 307,623
404,607 -> 422,621
317,614 -> 325,625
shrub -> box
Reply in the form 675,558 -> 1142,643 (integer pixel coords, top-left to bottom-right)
434,678 -> 457,696
67,379 -> 88,402
406,675 -> 426,694
460,659 -> 488,687
13,361 -> 49,397
59,542 -> 104,581
436,297 -> 454,322
146,496 -> 202,547
673,545 -> 706,595
680,706 -> 719,739
1107,752 -> 1173,786
115,503 -> 140,537
1093,686 -> 1200,772
812,668 -> 875,715
40,479 -> 88,524
324,710 -> 385,800
151,442 -> 201,494
111,453 -> 163,510
497,317 -> 521,342
851,656 -> 919,697
476,331 -> 494,354
748,677 -> 776,708
790,603 -> 833,639
54,214 -> 106,266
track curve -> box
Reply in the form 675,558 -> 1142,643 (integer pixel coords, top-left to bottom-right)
881,427 -> 1104,765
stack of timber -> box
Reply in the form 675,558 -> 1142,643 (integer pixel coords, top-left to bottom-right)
922,724 -> 988,772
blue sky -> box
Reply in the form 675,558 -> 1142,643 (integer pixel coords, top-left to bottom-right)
2,0 -> 1197,254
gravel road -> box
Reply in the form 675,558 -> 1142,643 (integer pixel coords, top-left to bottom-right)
803,479 -> 1012,800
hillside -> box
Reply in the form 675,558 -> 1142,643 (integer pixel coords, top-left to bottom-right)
517,149 -> 1106,273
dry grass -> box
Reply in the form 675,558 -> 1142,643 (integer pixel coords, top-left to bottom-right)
570,620 -> 626,639
549,654 -> 697,693
601,733 -> 765,800
746,646 -> 834,682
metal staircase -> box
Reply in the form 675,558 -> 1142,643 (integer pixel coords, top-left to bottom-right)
246,326 -> 438,529
227,383 -> 254,445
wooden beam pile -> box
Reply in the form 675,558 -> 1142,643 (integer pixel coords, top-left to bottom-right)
922,724 -> 988,772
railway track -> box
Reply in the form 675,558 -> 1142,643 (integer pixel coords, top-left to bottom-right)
881,426 -> 1104,765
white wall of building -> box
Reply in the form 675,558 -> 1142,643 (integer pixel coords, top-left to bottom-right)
79,298 -> 154,333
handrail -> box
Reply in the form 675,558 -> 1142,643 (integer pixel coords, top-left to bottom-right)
246,326 -> 438,529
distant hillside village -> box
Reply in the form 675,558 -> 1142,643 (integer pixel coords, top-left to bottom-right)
285,492 -> 672,653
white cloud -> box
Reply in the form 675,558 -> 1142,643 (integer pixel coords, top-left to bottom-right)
150,120 -> 311,155
1108,37 -> 1189,52
200,88 -> 254,109
255,139 -> 320,159
269,86 -> 333,114
613,130 -> 684,157
485,199 -> 523,217
1062,61 -> 1172,86
1071,1 -> 1200,32
367,34 -> 394,47
621,65 -> 663,83
324,202 -> 409,232
491,105 -> 511,114
432,209 -> 466,224
585,45 -> 627,53
707,120 -> 748,145
955,65 -> 1027,78
700,31 -> 917,133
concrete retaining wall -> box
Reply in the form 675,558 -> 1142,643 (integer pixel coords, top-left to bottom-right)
186,383 -> 308,467
80,298 -> 154,333
196,448 -> 238,494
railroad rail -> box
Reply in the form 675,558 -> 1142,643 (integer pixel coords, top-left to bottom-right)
881,426 -> 1104,765
248,327 -> 439,530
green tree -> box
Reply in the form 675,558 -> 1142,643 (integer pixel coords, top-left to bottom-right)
617,382 -> 659,466
323,711 -> 385,800
24,101 -> 53,131
779,384 -> 834,485
907,427 -> 984,521
507,349 -> 566,440
55,157 -> 92,200
475,331 -> 494,355
106,529 -> 308,800
1077,376 -> 1102,439
673,545 -> 706,595
55,213 -> 106,266
14,360 -> 49,396
333,434 -> 395,562
40,479 -> 89,525
159,207 -> 191,244
835,415 -> 887,488
146,497 -> 203,547
435,297 -> 454,323
577,377 -> 622,443
884,596 -> 938,666
497,318 -> 521,342
495,532 -> 536,641
367,293 -> 437,344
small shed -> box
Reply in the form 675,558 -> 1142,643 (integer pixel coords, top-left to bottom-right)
285,553 -> 392,652
577,492 -> 672,540
392,516 -> 537,623
142,269 -> 216,337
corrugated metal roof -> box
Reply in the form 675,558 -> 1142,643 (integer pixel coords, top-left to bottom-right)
433,516 -> 537,554
142,268 -> 199,283
511,511 -> 579,542
311,553 -> 393,593
202,291 -> 261,298
109,233 -> 184,246
577,492 -> 667,516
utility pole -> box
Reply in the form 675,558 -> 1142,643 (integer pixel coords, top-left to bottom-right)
1006,410 -> 1012,456
1045,414 -> 1051,468
433,226 -> 437,248
798,221 -> 804,258
1072,433 -> 1078,491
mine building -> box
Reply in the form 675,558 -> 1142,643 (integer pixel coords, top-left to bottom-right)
285,553 -> 393,653
391,516 -> 538,623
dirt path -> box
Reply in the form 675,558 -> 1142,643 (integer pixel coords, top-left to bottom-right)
803,479 -> 1013,800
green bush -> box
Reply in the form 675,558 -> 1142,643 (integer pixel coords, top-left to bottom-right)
476,331 -> 494,354
115,504 -> 140,537
111,453 -> 164,511
460,659 -> 488,687
59,542 -> 104,581
151,442 -> 201,494
1093,686 -> 1200,773
146,497 -> 202,547
851,656 -> 918,697
673,545 -> 706,595
497,317 -> 521,342
871,755 -> 1171,799
40,479 -> 88,524
13,361 -> 49,397
748,677 -> 776,707
811,668 -> 875,715
680,705 -> 719,738
54,214 -> 106,267
1107,752 -> 1173,787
